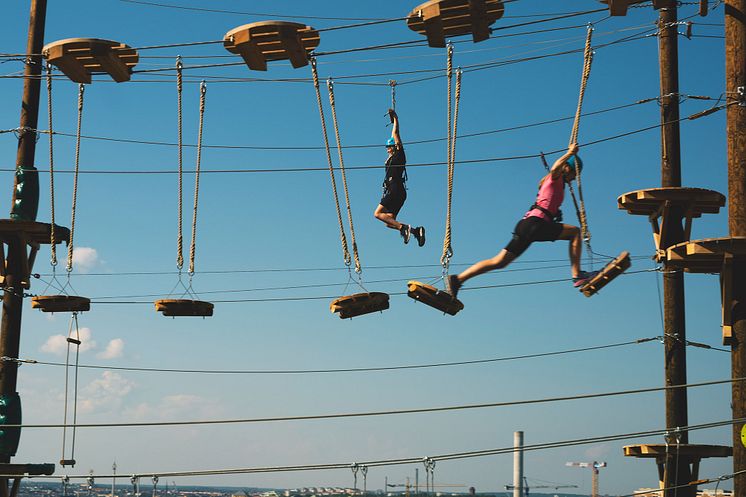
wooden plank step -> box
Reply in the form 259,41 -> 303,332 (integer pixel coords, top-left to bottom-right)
0,463 -> 55,476
0,220 -> 69,245
155,299 -> 214,317
579,251 -> 631,297
407,0 -> 505,47
224,21 -> 320,71
407,281 -> 464,315
31,295 -> 90,313
43,38 -> 138,83
666,237 -> 746,273
624,444 -> 732,459
330,292 -> 389,319
617,187 -> 725,217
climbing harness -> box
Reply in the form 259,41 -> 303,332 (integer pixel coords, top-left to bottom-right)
310,57 -> 389,319
155,67 -> 213,317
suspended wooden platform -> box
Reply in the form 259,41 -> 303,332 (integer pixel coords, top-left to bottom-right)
224,21 -> 320,71
59,459 -> 76,467
666,237 -> 746,344
578,251 -> 631,297
155,299 -> 214,317
598,0 -> 668,16
0,220 -> 69,290
406,0 -> 505,48
330,292 -> 389,319
618,187 -> 725,261
407,281 -> 464,315
624,444 -> 731,490
31,295 -> 90,313
43,38 -> 138,83
0,463 -> 55,476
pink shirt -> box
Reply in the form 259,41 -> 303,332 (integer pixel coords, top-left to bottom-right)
524,174 -> 565,221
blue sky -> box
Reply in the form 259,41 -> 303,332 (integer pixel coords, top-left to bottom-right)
0,1 -> 736,495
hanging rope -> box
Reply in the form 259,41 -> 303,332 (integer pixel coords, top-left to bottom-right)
567,24 -> 594,259
66,84 -> 85,274
440,44 -> 456,270
441,68 -> 461,270
176,57 -> 184,272
46,62 -> 57,267
326,79 -> 361,274
61,312 -> 81,466
188,81 -> 206,276
389,80 -> 396,110
310,57 -> 351,268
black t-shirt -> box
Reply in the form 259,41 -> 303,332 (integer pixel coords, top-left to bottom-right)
384,147 -> 406,184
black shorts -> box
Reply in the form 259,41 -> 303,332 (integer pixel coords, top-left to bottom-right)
380,181 -> 407,217
504,216 -> 563,257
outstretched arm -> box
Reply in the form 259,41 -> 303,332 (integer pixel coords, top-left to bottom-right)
389,108 -> 402,148
550,143 -> 579,178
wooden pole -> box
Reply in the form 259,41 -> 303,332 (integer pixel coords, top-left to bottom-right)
0,0 -> 47,465
726,0 -> 746,494
657,2 -> 693,496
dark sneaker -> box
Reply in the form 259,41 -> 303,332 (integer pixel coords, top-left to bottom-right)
400,225 -> 411,244
446,274 -> 461,299
413,226 -> 426,247
573,270 -> 599,288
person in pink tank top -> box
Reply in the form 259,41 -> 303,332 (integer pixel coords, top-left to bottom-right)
446,143 -> 597,300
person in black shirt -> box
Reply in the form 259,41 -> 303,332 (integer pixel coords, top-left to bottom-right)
374,109 -> 425,246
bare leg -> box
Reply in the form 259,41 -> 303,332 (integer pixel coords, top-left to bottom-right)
455,249 -> 517,285
374,204 -> 405,230
557,224 -> 581,278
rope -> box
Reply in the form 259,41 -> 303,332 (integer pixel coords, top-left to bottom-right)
441,44 -> 455,270
326,79 -> 361,274
441,68 -> 462,270
176,57 -> 184,271
67,84 -> 85,274
46,62 -> 57,267
568,24 -> 594,258
310,58 -> 351,268
188,81 -> 206,276
61,313 -> 81,465
389,80 -> 396,110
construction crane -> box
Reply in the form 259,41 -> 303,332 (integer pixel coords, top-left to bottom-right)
566,461 -> 607,497
504,477 -> 578,496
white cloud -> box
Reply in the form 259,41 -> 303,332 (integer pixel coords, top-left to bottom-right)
78,371 -> 134,414
97,338 -> 124,359
40,327 -> 96,355
71,247 -> 100,273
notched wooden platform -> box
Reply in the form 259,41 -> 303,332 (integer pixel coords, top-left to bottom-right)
0,220 -> 69,290
599,0 -> 668,16
330,292 -> 389,319
407,281 -> 464,316
43,38 -> 138,83
407,0 -> 505,48
31,295 -> 90,313
155,299 -> 214,317
0,463 -> 55,476
579,251 -> 631,297
224,21 -> 320,71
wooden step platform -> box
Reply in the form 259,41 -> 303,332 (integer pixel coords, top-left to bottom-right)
330,292 -> 389,319
0,220 -> 69,290
666,237 -> 746,344
43,38 -> 138,83
407,281 -> 464,315
155,299 -> 214,317
624,443 -> 731,489
0,463 -> 55,476
31,295 -> 90,313
579,251 -> 631,297
618,187 -> 725,261
407,0 -> 505,48
224,21 -> 320,71
599,0 -> 668,16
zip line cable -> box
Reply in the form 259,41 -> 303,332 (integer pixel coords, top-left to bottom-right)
4,336 -> 657,376
12,418 -> 742,480
6,377 -> 739,430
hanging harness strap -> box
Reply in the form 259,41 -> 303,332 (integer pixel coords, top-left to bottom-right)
66,84 -> 85,274
46,62 -> 58,267
176,57 -> 184,272
530,204 -> 563,223
441,45 -> 461,270
389,80 -> 397,110
568,24 -> 594,255
327,78 -> 361,274
188,81 -> 206,276
310,57 -> 351,268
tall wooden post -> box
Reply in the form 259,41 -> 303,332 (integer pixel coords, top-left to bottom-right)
0,0 -> 47,467
726,0 -> 746,494
657,2 -> 693,496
